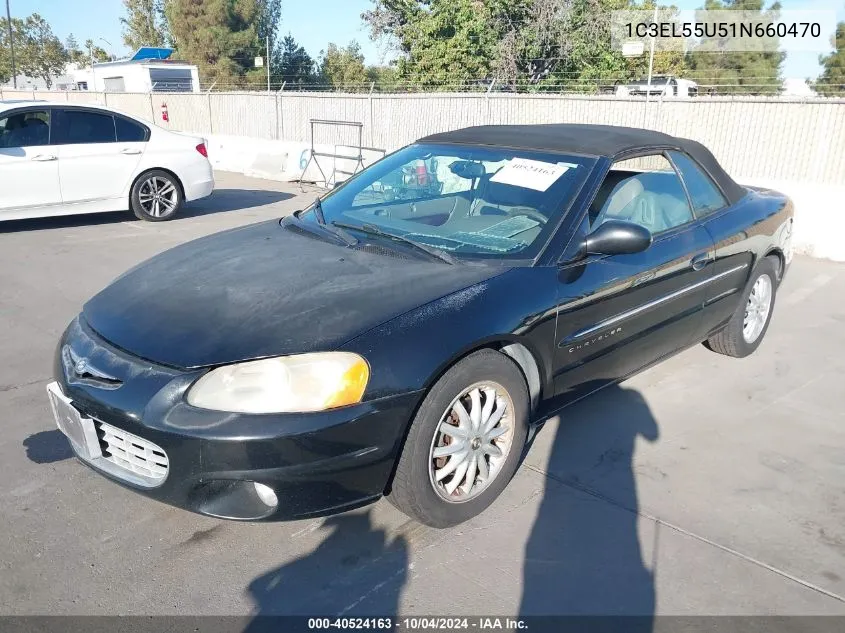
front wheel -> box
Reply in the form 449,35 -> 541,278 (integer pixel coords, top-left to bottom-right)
387,349 -> 529,528
706,256 -> 778,358
130,170 -> 183,221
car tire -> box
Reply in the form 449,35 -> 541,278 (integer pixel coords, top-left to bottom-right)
706,256 -> 778,358
387,349 -> 529,528
130,170 -> 183,221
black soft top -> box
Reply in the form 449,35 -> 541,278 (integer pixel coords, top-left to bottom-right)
419,124 -> 747,204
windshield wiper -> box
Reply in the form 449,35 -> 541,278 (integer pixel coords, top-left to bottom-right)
313,195 -> 326,225
288,203 -> 358,247
332,221 -> 457,265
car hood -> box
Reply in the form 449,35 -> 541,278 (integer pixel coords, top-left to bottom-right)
83,219 -> 499,369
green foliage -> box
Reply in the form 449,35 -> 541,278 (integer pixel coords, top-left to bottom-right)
0,14 -> 69,88
366,64 -> 399,90
278,34 -> 316,87
84,39 -> 111,63
362,0 -> 689,92
319,41 -> 368,89
121,0 -> 170,49
685,0 -> 784,95
815,20 -> 845,96
164,0 -> 280,87
65,34 -> 88,65
363,0 -> 522,87
0,17 -> 27,84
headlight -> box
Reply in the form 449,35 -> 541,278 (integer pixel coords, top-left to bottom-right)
186,352 -> 369,414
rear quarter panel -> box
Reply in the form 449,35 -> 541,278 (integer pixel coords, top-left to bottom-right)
132,128 -> 213,200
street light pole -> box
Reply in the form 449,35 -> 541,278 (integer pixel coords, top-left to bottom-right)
5,0 -> 16,88
643,4 -> 658,127
266,35 -> 271,93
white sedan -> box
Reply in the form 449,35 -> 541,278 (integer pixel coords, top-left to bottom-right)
0,100 -> 214,222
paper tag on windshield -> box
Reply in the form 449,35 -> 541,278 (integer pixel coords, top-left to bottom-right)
489,158 -> 569,191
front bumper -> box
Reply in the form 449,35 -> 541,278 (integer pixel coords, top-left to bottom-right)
53,318 -> 422,521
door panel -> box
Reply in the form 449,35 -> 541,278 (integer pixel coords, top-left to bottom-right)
57,143 -> 144,204
0,147 -> 61,211
696,198 -> 766,340
54,108 -> 145,205
0,108 -> 61,212
552,223 -> 715,402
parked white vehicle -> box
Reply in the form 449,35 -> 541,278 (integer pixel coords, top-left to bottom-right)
615,76 -> 699,98
0,101 -> 213,222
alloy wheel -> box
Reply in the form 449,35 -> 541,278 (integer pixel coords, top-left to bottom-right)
743,274 -> 772,343
428,381 -> 515,503
139,176 -> 178,218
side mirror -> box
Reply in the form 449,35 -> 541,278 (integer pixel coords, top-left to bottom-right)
583,220 -> 652,257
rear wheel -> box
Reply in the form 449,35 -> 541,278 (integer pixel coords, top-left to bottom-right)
387,349 -> 529,528
130,170 -> 182,221
706,256 -> 778,358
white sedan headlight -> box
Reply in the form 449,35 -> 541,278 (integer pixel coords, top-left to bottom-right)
186,352 -> 369,414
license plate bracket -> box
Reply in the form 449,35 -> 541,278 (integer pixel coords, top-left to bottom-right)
46,382 -> 101,461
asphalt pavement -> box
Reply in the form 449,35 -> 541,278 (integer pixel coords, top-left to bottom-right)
1,172 -> 844,617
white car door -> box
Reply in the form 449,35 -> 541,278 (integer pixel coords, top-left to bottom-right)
0,107 -> 62,213
55,108 -> 146,206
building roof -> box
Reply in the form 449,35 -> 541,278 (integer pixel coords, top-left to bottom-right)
130,47 -> 174,61
419,124 -> 746,204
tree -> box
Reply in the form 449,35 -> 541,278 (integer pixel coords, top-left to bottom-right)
366,64 -> 399,90
65,34 -> 88,65
277,34 -> 315,87
815,20 -> 845,96
165,0 -> 281,88
84,39 -> 111,63
363,0 -> 519,87
0,17 -> 27,84
18,14 -> 68,88
361,0 -> 683,92
686,0 -> 785,95
121,0 -> 169,49
319,41 -> 368,89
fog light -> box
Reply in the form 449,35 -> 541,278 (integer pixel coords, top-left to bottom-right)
253,482 -> 278,508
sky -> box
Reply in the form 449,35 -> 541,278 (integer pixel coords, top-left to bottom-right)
5,0 -> 843,80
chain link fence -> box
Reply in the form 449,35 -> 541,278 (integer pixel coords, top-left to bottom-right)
2,88 -> 843,184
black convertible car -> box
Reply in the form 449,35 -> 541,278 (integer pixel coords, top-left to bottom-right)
48,124 -> 793,527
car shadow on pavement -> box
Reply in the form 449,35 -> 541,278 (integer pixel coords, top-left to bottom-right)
0,189 -> 294,233
244,510 -> 408,628
241,382 -> 656,628
23,429 -> 74,464
520,383 -> 658,629
179,188 -> 294,218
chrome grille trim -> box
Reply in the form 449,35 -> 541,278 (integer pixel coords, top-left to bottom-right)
95,421 -> 169,486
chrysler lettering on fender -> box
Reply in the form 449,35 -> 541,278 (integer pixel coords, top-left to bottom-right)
569,327 -> 623,353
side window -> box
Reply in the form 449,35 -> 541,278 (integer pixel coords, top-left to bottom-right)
668,151 -> 727,216
115,117 -> 147,142
61,110 -> 116,144
590,154 -> 693,235
0,109 -> 51,148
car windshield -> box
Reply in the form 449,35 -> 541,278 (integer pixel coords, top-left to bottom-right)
301,143 -> 596,260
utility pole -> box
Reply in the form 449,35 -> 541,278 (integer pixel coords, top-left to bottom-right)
5,0 -> 16,88
266,35 -> 271,93
643,4 -> 658,127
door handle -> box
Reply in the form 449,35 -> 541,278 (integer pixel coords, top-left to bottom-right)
691,253 -> 714,271
31,154 -> 57,162
120,148 -> 142,155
